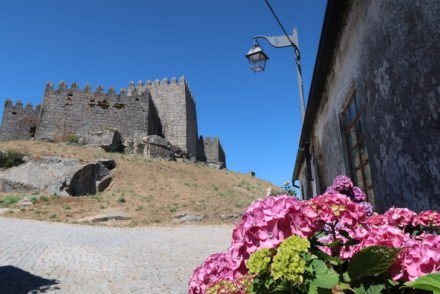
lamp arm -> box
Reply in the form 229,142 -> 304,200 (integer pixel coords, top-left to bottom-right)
253,35 -> 300,59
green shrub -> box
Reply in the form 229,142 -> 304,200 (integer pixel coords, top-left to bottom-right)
0,151 -> 26,168
67,133 -> 79,144
0,195 -> 21,207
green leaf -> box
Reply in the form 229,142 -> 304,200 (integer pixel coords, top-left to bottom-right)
324,240 -> 342,248
348,246 -> 401,280
271,280 -> 291,294
338,230 -> 351,239
310,259 -> 339,289
309,247 -> 341,266
403,271 -> 440,293
353,284 -> 386,294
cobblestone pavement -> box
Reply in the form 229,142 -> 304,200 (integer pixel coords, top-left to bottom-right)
0,217 -> 233,293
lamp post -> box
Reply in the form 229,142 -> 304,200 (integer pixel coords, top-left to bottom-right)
245,28 -> 306,121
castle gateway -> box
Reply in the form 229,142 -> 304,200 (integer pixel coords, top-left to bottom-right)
0,77 -> 226,167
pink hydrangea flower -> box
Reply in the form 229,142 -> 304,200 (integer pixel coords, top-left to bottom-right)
413,210 -> 440,228
188,252 -> 237,294
326,175 -> 354,194
189,175 -> 440,293
365,213 -> 388,227
384,207 -> 417,228
228,195 -> 324,275
391,234 -> 440,281
341,224 -> 410,259
309,193 -> 369,228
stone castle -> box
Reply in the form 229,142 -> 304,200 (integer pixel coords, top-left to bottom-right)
0,77 -> 226,167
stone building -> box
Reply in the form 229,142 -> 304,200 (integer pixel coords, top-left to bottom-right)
293,0 -> 439,212
0,77 -> 226,166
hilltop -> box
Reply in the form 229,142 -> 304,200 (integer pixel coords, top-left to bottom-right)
0,141 -> 278,226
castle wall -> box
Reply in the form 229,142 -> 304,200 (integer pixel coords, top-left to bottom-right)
35,81 -> 159,141
0,100 -> 40,141
146,77 -> 198,158
199,136 -> 226,167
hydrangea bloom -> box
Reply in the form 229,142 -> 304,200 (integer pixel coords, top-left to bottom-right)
341,224 -> 410,259
383,207 -> 416,228
246,248 -> 274,275
229,195 -> 322,275
188,252 -> 237,294
413,210 -> 440,228
326,175 -> 353,195
392,234 -> 440,281
189,176 -> 440,293
309,193 -> 369,228
206,277 -> 251,294
271,235 -> 309,283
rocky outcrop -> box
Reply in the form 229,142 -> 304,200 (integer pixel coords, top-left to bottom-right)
0,157 -> 116,196
123,134 -> 189,161
80,130 -> 123,152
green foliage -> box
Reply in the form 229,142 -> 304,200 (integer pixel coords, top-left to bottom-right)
280,182 -> 296,196
353,284 -> 386,294
0,151 -> 25,168
348,246 -> 401,281
403,271 -> 440,293
118,196 -> 126,203
0,195 -> 21,207
67,133 -> 79,144
309,259 -> 339,289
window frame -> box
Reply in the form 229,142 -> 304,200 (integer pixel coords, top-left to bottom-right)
340,92 -> 375,205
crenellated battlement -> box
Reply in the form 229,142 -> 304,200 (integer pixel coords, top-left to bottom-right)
45,81 -> 151,99
4,99 -> 40,113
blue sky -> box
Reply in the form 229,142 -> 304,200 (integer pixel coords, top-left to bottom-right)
0,0 -> 326,187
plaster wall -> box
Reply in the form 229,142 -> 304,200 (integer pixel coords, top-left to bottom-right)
300,0 -> 440,211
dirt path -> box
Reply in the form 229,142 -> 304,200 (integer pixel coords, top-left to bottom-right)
0,217 -> 233,293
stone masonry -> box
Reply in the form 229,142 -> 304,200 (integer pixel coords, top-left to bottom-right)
0,77 -> 226,166
0,100 -> 40,140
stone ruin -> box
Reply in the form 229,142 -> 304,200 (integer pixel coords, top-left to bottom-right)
0,77 -> 226,168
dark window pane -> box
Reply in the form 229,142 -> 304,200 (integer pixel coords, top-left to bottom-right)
356,169 -> 365,190
347,127 -> 357,149
351,147 -> 361,168
356,120 -> 363,141
359,140 -> 368,164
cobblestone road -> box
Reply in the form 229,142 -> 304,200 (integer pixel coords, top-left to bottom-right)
0,217 -> 233,293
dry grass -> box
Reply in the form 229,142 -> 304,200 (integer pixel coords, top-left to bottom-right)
0,140 -> 279,226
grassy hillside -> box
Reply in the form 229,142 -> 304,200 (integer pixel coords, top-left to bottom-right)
0,141 -> 278,226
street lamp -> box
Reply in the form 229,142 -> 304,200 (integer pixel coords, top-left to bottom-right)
245,42 -> 269,72
245,0 -> 306,120
246,29 -> 306,121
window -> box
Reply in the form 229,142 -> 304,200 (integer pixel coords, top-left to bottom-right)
341,93 -> 375,206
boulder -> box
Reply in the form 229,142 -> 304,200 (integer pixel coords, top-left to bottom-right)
0,156 -> 116,196
123,134 -> 187,161
173,213 -> 205,223
82,130 -> 123,152
77,212 -> 130,223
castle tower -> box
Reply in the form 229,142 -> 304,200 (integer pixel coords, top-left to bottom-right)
146,77 -> 199,159
0,99 -> 40,141
198,136 -> 226,168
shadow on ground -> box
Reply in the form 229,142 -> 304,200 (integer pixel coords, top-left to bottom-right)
0,266 -> 59,293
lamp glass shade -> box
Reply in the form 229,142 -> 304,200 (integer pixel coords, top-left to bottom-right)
245,45 -> 269,72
